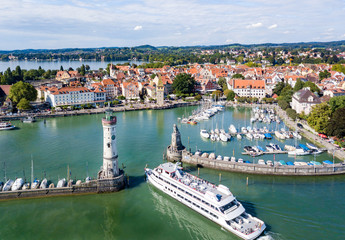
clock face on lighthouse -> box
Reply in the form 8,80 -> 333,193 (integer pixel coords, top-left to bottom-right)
112,135 -> 116,140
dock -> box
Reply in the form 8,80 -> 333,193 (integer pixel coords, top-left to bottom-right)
242,150 -> 288,155
174,150 -> 345,176
0,174 -> 125,201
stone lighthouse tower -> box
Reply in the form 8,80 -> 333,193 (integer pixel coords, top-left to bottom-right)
98,106 -> 119,179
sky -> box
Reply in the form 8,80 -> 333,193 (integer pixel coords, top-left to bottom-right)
0,0 -> 345,50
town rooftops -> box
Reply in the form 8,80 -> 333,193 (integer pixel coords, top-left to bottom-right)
231,79 -> 265,89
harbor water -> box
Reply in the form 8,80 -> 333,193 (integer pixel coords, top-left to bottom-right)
0,106 -> 344,240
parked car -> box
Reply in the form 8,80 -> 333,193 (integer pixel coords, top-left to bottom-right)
297,123 -> 303,129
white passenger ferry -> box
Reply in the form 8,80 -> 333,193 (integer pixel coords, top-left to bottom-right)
145,162 -> 265,240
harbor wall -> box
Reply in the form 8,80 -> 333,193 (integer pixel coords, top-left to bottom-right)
0,174 -> 125,201
179,151 -> 345,176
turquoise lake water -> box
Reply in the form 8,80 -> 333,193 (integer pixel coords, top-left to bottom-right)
0,106 -> 344,240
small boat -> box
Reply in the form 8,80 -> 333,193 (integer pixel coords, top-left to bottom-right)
2,179 -> 14,191
275,131 -> 285,140
266,160 -> 273,166
288,147 -> 310,156
264,133 -> 272,139
236,134 -> 242,139
306,143 -> 318,150
220,132 -> 229,142
40,178 -> 48,189
223,156 -> 230,161
31,178 -> 40,189
229,124 -> 237,134
266,145 -> 275,152
201,152 -> 209,158
238,158 -> 244,163
230,156 -> 236,162
246,133 -> 253,140
57,178 -> 66,188
323,160 -> 333,165
309,161 -> 322,166
85,176 -> 92,183
200,129 -> 210,139
258,159 -> 266,165
22,182 -> 30,190
293,131 -> 302,139
0,122 -> 15,130
187,120 -> 197,125
194,151 -> 201,156
22,116 -> 36,123
279,160 -> 287,165
286,161 -> 294,166
12,178 -> 24,192
284,145 -> 296,151
294,161 -> 308,166
208,153 -> 216,159
216,155 -> 223,161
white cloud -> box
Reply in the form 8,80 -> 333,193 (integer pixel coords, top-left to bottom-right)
225,39 -> 233,43
246,22 -> 263,29
133,25 -> 143,31
268,24 -> 278,29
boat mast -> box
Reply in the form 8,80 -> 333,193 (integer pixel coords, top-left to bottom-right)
4,161 -> 6,182
31,156 -> 34,184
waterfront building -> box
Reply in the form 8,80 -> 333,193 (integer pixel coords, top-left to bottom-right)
44,86 -> 106,107
291,88 -> 321,115
121,82 -> 140,99
227,79 -> 266,99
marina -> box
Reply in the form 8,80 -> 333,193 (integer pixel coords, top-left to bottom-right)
0,105 -> 345,240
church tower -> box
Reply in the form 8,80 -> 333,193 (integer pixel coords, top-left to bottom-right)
98,105 -> 119,179
156,75 -> 165,106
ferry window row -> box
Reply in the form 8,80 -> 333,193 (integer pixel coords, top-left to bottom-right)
158,175 -> 219,212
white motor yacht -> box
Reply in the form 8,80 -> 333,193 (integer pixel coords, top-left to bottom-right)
200,129 -> 210,139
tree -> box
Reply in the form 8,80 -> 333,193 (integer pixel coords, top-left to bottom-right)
326,107 -> 345,138
231,73 -> 244,79
218,77 -> 227,91
286,108 -> 298,120
60,65 -> 64,71
16,98 -> 31,110
172,73 -> 196,94
194,94 -> 202,101
80,64 -> 86,76
304,81 -> 321,94
319,70 -> 331,80
8,81 -> 37,104
224,89 -> 235,101
211,90 -> 222,101
278,99 -> 290,110
273,82 -> 286,96
332,64 -> 345,74
279,85 -> 294,102
328,95 -> 345,113
293,78 -> 304,92
85,65 -> 90,71
307,102 -> 332,133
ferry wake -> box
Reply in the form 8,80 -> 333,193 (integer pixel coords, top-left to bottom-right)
145,162 -> 266,240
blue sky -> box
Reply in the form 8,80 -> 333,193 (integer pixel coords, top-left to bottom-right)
0,0 -> 344,50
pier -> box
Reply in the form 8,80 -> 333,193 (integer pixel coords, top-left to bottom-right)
241,150 -> 288,155
0,175 -> 125,201
177,150 -> 345,176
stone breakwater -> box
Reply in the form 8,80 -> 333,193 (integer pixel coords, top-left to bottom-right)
176,150 -> 345,176
0,173 -> 125,201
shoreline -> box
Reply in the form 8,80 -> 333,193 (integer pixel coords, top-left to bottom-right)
0,100 -> 200,121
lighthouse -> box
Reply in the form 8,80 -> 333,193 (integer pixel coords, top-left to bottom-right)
98,105 -> 119,179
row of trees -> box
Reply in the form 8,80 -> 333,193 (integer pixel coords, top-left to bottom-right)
307,96 -> 345,145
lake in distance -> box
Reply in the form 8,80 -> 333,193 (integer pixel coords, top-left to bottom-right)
0,106 -> 344,240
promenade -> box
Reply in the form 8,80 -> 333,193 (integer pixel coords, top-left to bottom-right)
0,100 -> 199,121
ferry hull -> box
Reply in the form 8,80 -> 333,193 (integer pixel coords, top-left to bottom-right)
145,169 -> 265,240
